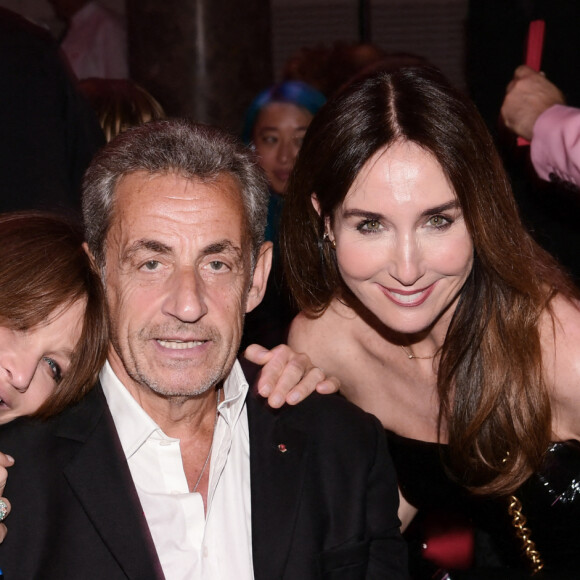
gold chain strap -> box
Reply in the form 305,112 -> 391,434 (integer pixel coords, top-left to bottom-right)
507,495 -> 544,574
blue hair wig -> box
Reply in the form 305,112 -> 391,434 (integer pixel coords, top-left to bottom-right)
241,81 -> 326,144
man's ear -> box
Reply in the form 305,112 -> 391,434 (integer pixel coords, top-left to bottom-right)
82,241 -> 99,271
246,241 -> 273,314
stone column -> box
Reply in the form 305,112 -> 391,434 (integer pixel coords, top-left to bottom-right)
127,0 -> 272,134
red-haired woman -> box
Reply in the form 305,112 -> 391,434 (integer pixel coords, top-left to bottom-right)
0,211 -> 108,541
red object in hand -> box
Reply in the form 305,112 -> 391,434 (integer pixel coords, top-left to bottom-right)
518,19 -> 546,146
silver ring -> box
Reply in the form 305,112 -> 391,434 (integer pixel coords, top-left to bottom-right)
0,499 -> 8,522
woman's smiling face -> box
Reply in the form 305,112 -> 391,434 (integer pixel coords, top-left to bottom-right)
326,141 -> 474,336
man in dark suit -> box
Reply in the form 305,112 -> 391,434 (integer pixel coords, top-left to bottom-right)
0,119 -> 407,579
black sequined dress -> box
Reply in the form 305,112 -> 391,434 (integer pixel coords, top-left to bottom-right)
387,431 -> 580,579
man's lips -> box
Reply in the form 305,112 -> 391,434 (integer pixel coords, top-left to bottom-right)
156,339 -> 206,350
379,282 -> 436,306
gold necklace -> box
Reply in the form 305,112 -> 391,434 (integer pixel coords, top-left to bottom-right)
399,344 -> 436,360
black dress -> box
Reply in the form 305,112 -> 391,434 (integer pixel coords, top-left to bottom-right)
387,431 -> 580,579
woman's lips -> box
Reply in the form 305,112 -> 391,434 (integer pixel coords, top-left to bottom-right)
379,282 -> 436,307
273,170 -> 290,183
0,389 -> 11,409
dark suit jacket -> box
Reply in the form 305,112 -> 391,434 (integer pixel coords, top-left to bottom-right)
0,378 -> 407,579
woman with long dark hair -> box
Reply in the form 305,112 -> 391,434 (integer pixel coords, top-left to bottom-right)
282,66 -> 580,577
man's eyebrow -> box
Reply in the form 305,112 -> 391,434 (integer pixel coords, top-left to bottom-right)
123,239 -> 172,260
202,240 -> 244,260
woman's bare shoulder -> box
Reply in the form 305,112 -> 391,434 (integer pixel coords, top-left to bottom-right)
288,300 -> 361,371
541,295 -> 580,439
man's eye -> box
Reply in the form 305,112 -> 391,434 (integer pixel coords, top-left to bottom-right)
142,260 -> 160,271
209,261 -> 227,271
43,357 -> 62,383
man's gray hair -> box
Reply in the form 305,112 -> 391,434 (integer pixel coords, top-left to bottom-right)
82,119 -> 269,268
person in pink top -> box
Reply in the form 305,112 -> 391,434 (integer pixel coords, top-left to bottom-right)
502,64 -> 580,188
50,0 -> 128,79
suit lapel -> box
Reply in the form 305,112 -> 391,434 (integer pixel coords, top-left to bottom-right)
57,385 -> 164,580
247,393 -> 309,580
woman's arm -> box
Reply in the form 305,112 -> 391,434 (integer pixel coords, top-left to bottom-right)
398,489 -> 418,532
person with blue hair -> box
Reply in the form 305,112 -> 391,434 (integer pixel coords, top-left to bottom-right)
242,81 -> 325,197
241,81 -> 325,349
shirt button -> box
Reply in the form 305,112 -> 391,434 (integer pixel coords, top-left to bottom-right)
159,440 -> 172,446
203,546 -> 208,558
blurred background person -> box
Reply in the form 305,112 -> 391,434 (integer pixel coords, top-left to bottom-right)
241,80 -> 325,349
49,0 -> 128,79
79,77 -> 165,142
467,0 -> 580,285
0,7 -> 104,214
281,41 -> 386,98
501,65 -> 580,190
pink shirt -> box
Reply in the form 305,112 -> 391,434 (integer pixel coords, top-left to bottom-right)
531,104 -> 580,187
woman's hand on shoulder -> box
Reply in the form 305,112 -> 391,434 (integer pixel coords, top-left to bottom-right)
243,344 -> 340,408
0,451 -> 14,543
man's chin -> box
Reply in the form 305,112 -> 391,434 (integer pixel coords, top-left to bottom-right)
134,367 -> 224,399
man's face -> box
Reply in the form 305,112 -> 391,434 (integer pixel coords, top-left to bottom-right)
102,171 -> 270,404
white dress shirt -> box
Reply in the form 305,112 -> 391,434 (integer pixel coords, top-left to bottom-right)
100,360 -> 254,580
61,1 -> 128,79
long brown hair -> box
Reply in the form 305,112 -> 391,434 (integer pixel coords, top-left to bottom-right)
281,66 -> 579,495
0,211 -> 108,418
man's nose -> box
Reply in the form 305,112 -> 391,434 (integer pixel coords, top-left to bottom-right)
162,267 -> 208,322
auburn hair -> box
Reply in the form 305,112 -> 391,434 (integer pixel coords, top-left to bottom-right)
0,211 -> 108,418
281,66 -> 579,495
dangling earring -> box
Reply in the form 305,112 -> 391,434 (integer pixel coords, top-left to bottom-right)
323,232 -> 336,249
